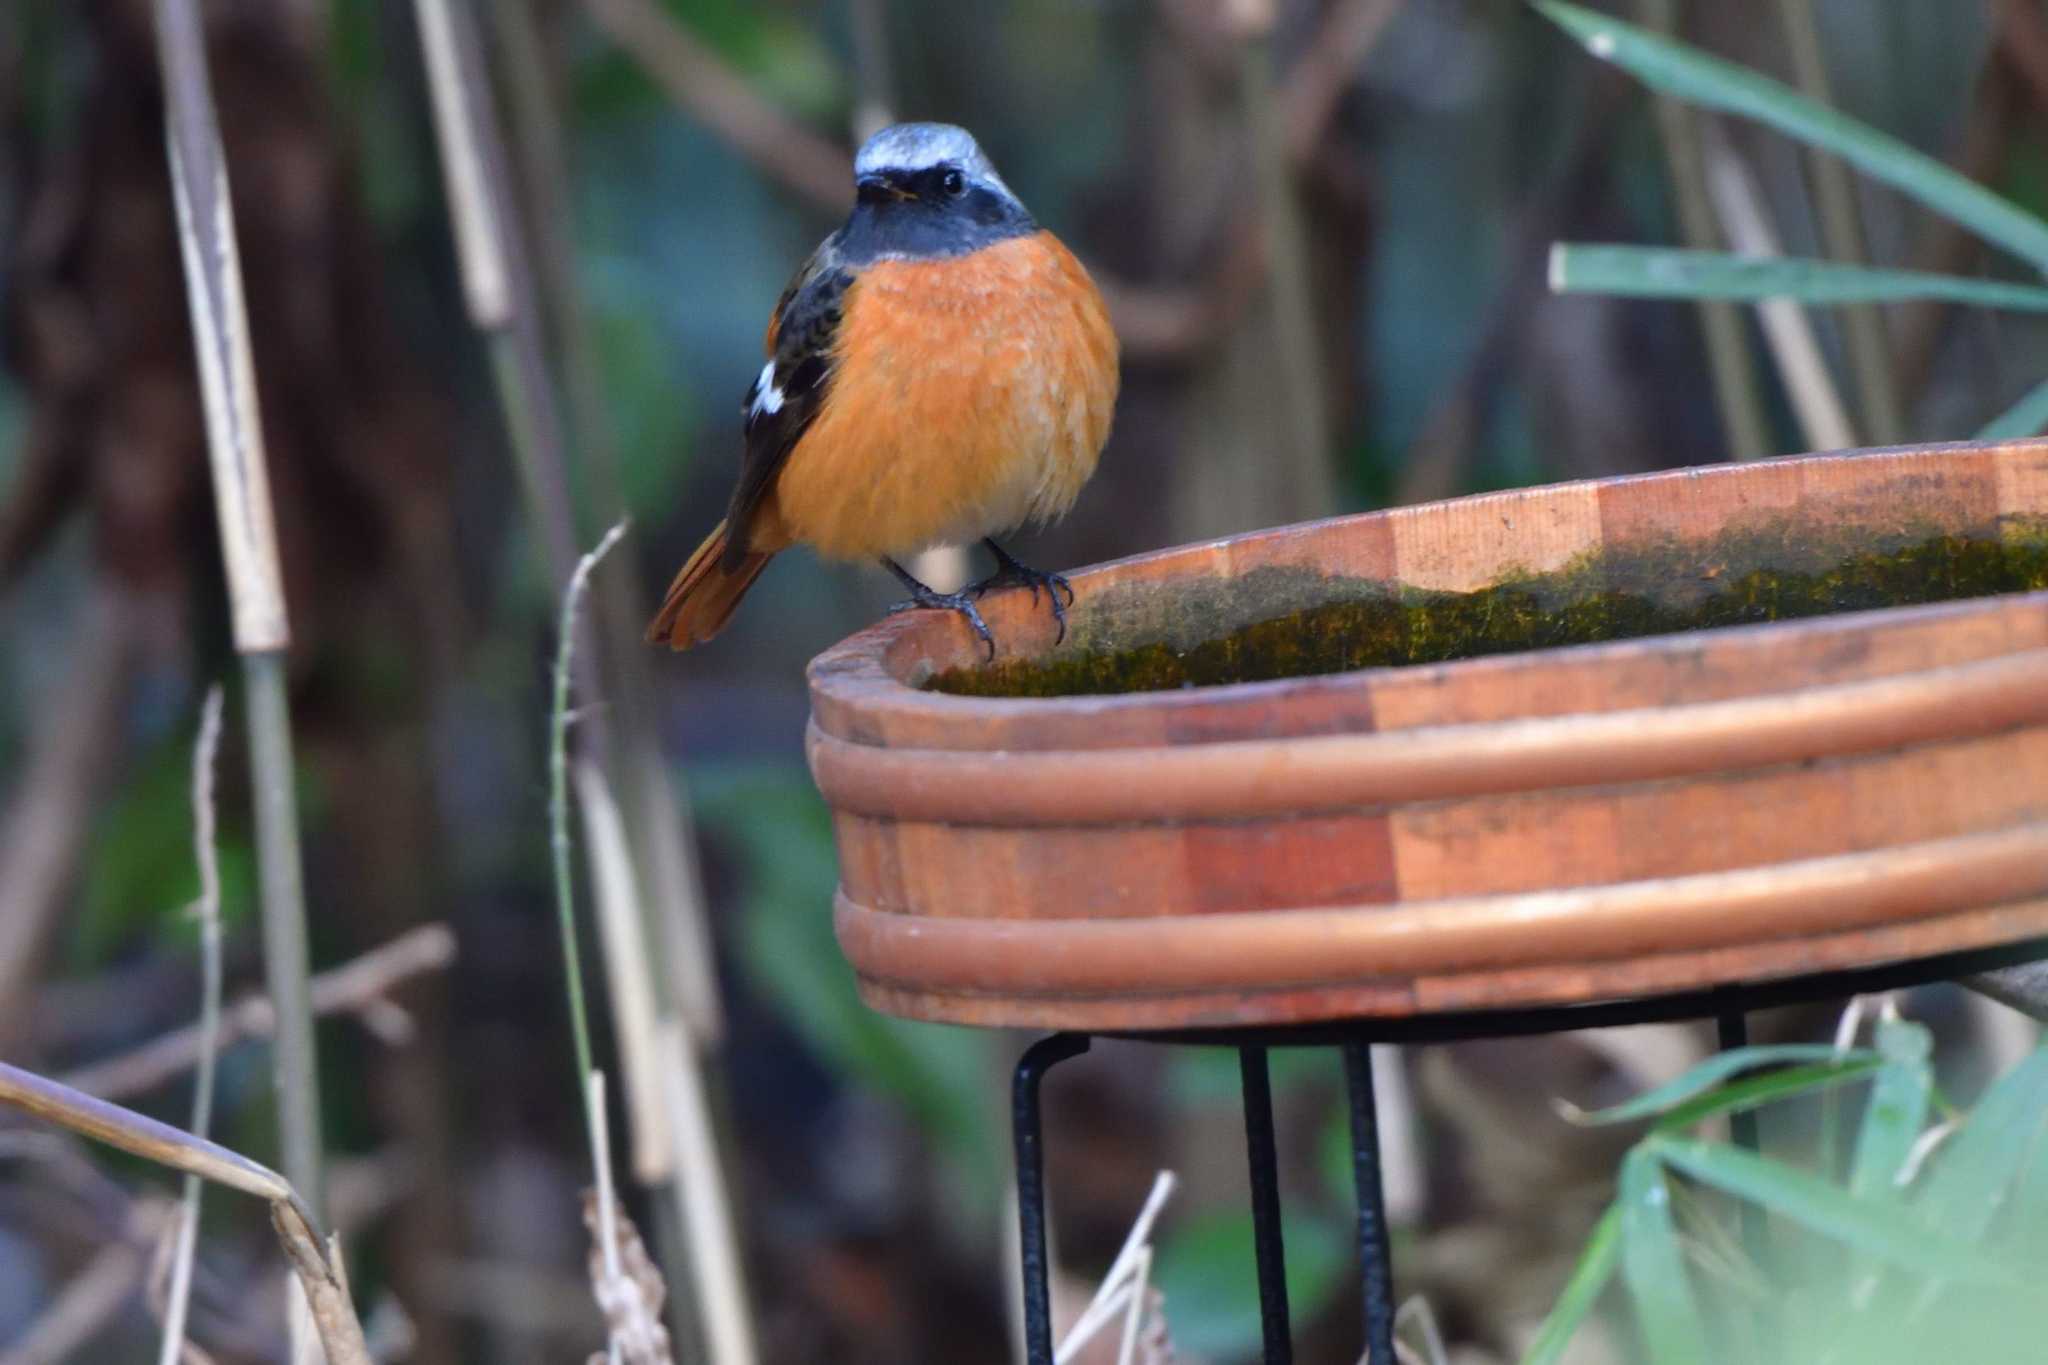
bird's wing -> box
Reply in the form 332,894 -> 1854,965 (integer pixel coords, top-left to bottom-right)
721,238 -> 852,567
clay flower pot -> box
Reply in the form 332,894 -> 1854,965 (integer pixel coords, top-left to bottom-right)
807,439 -> 2048,1031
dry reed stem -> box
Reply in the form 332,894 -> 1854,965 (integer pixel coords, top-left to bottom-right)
1280,0 -> 1401,157
157,686 -> 225,1365
573,761 -> 671,1182
270,1213 -> 374,1365
417,0 -> 514,327
61,924 -> 457,1102
581,0 -> 851,208
1777,0 -> 1902,446
583,1071 -> 662,1365
0,587 -> 137,1041
658,1019 -> 759,1365
0,1221 -> 153,1365
1632,0 -> 1773,461
0,1060 -> 372,1363
1056,1172 -> 1177,1365
582,1184 -> 675,1364
481,1 -> 726,1051
154,0 -> 287,652
153,0 -> 323,1216
1700,124 -> 1856,451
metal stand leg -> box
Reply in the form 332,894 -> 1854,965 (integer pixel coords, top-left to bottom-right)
1240,1047 -> 1293,1364
1715,1008 -> 1760,1153
1016,1033 -> 1090,1365
1715,1007 -> 1771,1283
1342,1042 -> 1398,1364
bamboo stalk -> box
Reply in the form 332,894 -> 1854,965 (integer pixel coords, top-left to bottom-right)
152,0 -> 323,1213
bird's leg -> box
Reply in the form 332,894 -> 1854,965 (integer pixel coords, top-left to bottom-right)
970,538 -> 1074,644
882,557 -> 997,660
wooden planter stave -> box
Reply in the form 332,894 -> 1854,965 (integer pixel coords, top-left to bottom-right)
807,440 -> 2048,1031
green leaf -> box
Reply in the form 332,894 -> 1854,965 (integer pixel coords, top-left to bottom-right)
1653,1058 -> 1884,1134
1153,1209 -> 1347,1360
1976,374 -> 2048,440
1535,2 -> 2048,270
1166,1047 -> 1333,1108
1654,1138 -> 2019,1284
1521,1202 -> 1623,1365
1914,1043 -> 2048,1241
1550,246 -> 2048,312
1618,1147 -> 1711,1365
1566,1045 -> 1872,1126
78,732 -> 255,967
1847,1018 -> 1934,1204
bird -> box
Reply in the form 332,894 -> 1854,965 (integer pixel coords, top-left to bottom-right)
645,122 -> 1119,658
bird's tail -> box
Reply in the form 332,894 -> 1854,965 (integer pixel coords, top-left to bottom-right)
645,519 -> 775,649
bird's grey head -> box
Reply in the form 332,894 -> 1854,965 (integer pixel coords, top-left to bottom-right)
839,122 -> 1034,263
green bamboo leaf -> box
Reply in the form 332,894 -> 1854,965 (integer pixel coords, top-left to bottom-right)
1655,1138 -> 2019,1284
1915,1043 -> 2048,1241
1619,1147 -> 1711,1365
1847,1018 -> 1934,1204
1550,246 -> 2048,312
1840,1018 -> 1937,1292
1976,374 -> 2048,440
1564,1045 -> 1872,1126
1520,1203 -> 1623,1365
1653,1057 -> 1883,1134
2013,1067 -> 2048,1263
1534,2 -> 2048,270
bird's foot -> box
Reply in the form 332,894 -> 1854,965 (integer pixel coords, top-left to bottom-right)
970,539 -> 1074,644
882,558 -> 997,661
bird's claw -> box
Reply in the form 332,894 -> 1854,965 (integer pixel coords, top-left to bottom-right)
972,544 -> 1076,645
888,589 -> 997,661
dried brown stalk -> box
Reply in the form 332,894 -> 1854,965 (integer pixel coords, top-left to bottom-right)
61,924 -> 458,1102
582,1190 -> 675,1365
0,1061 -> 371,1363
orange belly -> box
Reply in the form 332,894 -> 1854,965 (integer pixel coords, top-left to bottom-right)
765,230 -> 1119,562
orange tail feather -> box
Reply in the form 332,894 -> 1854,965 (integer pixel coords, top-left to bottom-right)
646,519 -> 775,649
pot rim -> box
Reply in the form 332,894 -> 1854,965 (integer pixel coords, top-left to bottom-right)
809,439 -> 2048,742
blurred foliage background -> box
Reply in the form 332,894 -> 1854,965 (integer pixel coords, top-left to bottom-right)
2,1 -> 2045,1361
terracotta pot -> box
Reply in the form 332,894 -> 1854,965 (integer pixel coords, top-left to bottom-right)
807,439 -> 2048,1031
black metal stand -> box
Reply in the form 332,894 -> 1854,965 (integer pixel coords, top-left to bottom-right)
1008,938 -> 2048,1365
1014,1032 -> 1089,1365
1240,1047 -> 1293,1363
1342,1041 -> 1399,1365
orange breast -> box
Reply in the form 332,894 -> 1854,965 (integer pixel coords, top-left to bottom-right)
767,231 -> 1119,563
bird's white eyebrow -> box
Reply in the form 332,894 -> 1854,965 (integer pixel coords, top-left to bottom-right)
856,126 -> 985,177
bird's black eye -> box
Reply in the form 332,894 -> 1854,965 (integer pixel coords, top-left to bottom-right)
940,168 -> 966,197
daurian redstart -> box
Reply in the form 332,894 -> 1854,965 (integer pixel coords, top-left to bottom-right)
647,122 -> 1119,656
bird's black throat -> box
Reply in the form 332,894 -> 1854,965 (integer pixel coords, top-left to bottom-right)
837,183 -> 1035,264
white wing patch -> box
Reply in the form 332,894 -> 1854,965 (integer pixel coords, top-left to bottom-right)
748,359 -> 785,418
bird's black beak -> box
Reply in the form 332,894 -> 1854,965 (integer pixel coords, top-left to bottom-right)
857,173 -> 915,204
